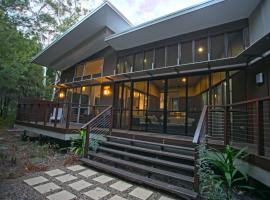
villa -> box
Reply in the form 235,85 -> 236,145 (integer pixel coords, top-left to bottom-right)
15,0 -> 270,199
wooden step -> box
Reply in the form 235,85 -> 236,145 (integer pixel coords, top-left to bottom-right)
89,152 -> 194,185
98,146 -> 194,172
107,135 -> 194,153
102,141 -> 194,162
81,158 -> 198,200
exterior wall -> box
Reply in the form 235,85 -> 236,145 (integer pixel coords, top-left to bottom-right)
249,0 -> 270,45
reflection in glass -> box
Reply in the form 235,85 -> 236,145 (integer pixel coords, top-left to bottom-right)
195,38 -> 208,62
228,31 -> 244,57
134,52 -> 144,71
144,50 -> 154,70
211,34 -> 225,60
155,47 -> 165,68
181,41 -> 193,64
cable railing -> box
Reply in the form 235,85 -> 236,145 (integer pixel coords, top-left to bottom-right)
81,106 -> 113,157
16,98 -> 110,130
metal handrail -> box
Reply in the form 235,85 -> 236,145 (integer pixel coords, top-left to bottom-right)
192,105 -> 208,144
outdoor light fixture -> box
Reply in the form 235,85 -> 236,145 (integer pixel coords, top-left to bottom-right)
144,58 -> 147,63
182,77 -> 187,83
134,91 -> 139,98
82,86 -> 86,92
103,86 -> 111,96
58,91 -> 65,99
198,47 -> 204,53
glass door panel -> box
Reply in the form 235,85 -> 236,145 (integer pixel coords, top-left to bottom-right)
167,78 -> 187,135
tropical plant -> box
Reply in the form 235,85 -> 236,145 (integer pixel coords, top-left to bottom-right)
69,130 -> 86,157
203,145 -> 252,200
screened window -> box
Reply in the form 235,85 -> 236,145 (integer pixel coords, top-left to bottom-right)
125,55 -> 133,73
144,50 -> 154,70
195,38 -> 208,62
228,31 -> 244,57
84,59 -> 103,78
167,44 -> 178,66
211,34 -> 225,60
155,47 -> 165,68
116,57 -> 125,74
181,41 -> 192,64
134,52 -> 143,71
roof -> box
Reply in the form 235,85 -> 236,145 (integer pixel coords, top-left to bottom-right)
32,1 -> 132,70
106,0 -> 261,50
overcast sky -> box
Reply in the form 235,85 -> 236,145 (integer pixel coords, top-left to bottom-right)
86,0 -> 207,25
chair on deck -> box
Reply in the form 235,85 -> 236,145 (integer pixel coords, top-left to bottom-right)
49,108 -> 64,123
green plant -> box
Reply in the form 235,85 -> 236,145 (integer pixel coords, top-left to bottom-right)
197,144 -> 226,200
203,145 -> 252,200
90,135 -> 105,153
69,130 -> 86,157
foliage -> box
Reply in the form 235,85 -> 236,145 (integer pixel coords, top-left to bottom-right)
90,134 -> 105,153
69,130 -> 86,157
201,145 -> 252,200
197,144 -> 226,200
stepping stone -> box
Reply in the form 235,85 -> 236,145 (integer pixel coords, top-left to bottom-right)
68,180 -> 92,191
159,196 -> 176,200
45,169 -> 66,177
129,187 -> 153,200
55,174 -> 77,183
47,190 -> 76,200
67,165 -> 85,172
24,176 -> 48,186
34,182 -> 60,194
93,175 -> 114,184
79,169 -> 97,178
84,187 -> 110,200
110,180 -> 132,192
109,195 -> 127,200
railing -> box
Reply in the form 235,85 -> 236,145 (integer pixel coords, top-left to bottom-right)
16,99 -> 110,130
81,106 -> 113,157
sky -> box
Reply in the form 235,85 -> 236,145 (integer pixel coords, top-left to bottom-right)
85,0 -> 207,25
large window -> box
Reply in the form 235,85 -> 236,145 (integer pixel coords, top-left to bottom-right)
75,64 -> 84,78
167,44 -> 178,66
116,57 -> 125,74
155,47 -> 165,68
181,41 -> 193,64
134,52 -> 144,71
211,34 -> 225,60
144,50 -> 154,70
84,59 -> 103,78
125,55 -> 133,73
228,30 -> 244,57
195,38 -> 208,62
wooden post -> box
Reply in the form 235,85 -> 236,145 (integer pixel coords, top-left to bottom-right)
109,107 -> 113,135
44,104 -> 48,126
84,125 -> 90,158
66,103 -> 71,129
256,100 -> 264,156
224,106 -> 229,145
194,148 -> 199,193
54,103 -> 59,127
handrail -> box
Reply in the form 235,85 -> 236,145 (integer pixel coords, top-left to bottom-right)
193,105 -> 208,144
81,106 -> 112,129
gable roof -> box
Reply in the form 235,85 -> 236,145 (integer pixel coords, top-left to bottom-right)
106,0 -> 261,50
32,1 -> 132,70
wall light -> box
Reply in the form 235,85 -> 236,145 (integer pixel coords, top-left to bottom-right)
58,91 -> 65,99
198,47 -> 204,53
181,77 -> 187,83
103,86 -> 111,96
82,86 -> 86,92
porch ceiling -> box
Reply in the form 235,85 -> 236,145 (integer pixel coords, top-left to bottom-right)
106,0 -> 261,50
32,1 -> 132,71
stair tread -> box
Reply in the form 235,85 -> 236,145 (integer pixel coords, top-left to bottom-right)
107,135 -> 194,152
98,146 -> 194,172
81,158 -> 198,200
103,141 -> 194,161
89,152 -> 194,183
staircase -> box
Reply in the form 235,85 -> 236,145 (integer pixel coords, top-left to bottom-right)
81,134 -> 198,199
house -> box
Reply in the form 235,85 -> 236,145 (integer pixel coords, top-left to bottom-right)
15,0 -> 270,198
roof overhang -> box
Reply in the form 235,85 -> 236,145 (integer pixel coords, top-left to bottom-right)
106,0 -> 261,50
32,1 -> 132,71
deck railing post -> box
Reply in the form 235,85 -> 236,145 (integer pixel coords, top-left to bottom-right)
84,125 -> 90,158
44,104 -> 48,126
256,100 -> 264,156
54,103 -> 59,128
224,106 -> 229,145
109,107 -> 113,135
66,103 -> 71,129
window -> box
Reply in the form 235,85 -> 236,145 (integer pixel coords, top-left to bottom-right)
84,59 -> 103,78
116,57 -> 125,74
181,41 -> 192,64
134,52 -> 143,71
211,34 -> 225,60
167,44 -> 178,66
125,55 -> 133,73
155,47 -> 165,68
75,64 -> 84,78
228,30 -> 244,57
195,38 -> 208,62
144,50 -> 154,70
